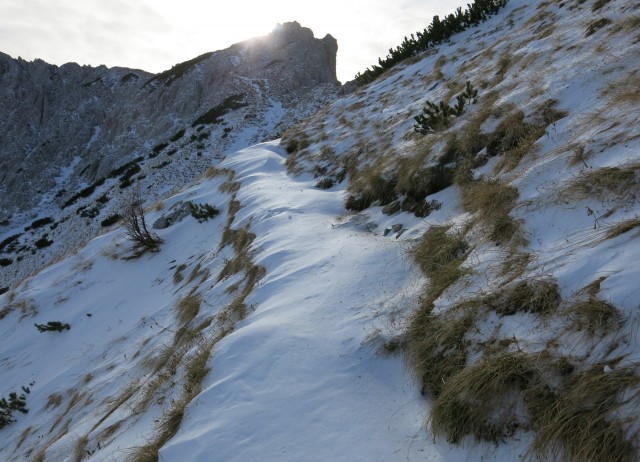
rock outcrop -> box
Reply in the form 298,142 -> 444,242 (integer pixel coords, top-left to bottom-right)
0,22 -> 338,215
0,22 -> 340,290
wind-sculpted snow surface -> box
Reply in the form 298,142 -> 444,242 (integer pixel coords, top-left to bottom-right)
0,142 -> 529,461
1,0 -> 640,460
159,142 -> 532,461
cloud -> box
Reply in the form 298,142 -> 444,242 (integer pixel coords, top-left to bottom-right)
0,0 -> 467,81
0,0 -> 170,69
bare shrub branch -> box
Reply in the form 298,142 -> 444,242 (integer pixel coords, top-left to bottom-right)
122,186 -> 163,257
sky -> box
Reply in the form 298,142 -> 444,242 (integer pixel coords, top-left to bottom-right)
0,0 -> 466,83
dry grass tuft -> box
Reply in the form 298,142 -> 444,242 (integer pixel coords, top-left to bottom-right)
501,252 -> 532,279
489,101 -> 566,172
176,296 -> 201,328
203,166 -> 234,180
585,17 -> 612,37
184,263 -> 209,287
50,391 -> 87,434
604,70 -> 640,106
565,164 -> 639,203
45,392 -> 64,410
90,383 -> 139,433
405,304 -> 477,398
606,217 -> 640,240
16,426 -> 33,450
405,225 -> 474,397
485,279 -> 561,316
129,337 -> 221,462
183,344 -> 212,397
461,179 -> 518,218
611,15 -> 640,36
74,435 -> 89,462
128,399 -> 186,462
172,264 -> 187,284
412,225 -> 469,302
529,364 -> 640,462
221,226 -> 256,254
461,179 -> 523,245
431,352 -> 535,443
566,297 -> 623,335
219,179 -> 241,194
345,164 -> 397,212
97,421 -> 123,445
592,0 -> 613,12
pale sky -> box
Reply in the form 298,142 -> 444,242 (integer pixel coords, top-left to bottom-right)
0,0 -> 466,83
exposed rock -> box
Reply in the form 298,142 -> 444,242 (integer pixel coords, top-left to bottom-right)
383,223 -> 403,237
0,22 -> 339,215
0,23 -> 341,290
153,202 -> 192,229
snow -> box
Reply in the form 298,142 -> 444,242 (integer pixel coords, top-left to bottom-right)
1,0 -> 640,460
84,126 -> 102,149
53,156 -> 83,188
162,142 -> 432,461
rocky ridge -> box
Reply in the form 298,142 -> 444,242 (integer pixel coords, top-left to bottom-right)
0,21 -> 339,290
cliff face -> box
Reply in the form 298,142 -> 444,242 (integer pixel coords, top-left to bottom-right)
0,21 -> 338,216
0,22 -> 339,290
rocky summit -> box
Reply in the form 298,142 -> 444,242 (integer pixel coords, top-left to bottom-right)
0,22 -> 339,290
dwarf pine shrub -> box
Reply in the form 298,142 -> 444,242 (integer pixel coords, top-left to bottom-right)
0,386 -> 30,429
188,202 -> 220,222
414,81 -> 478,134
34,321 -> 71,332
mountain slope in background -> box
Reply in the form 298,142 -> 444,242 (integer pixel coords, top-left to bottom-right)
1,0 -> 640,461
0,21 -> 339,291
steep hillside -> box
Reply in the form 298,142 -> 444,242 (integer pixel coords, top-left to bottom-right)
1,0 -> 640,461
0,21 -> 338,291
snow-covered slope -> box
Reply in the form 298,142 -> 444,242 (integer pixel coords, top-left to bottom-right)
1,0 -> 640,461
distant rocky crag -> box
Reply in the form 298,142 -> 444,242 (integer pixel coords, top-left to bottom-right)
0,22 -> 339,290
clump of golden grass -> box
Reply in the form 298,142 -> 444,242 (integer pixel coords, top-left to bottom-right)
610,15 -> 640,36
175,296 -> 201,331
529,364 -> 640,462
219,179 -> 241,194
45,393 -> 64,411
603,70 -> 640,106
220,226 -> 256,254
565,164 -> 639,203
500,251 -> 532,280
411,225 -> 469,302
183,343 -> 213,397
96,421 -> 123,447
74,435 -> 89,462
405,303 -> 477,398
172,263 -> 187,284
90,383 -> 139,433
50,391 -> 87,434
485,279 -> 561,316
431,352 -> 535,443
566,297 -> 623,336
461,179 -> 523,245
128,398 -> 187,462
606,217 -> 640,240
489,101 -> 566,172
186,263 -> 206,285
16,426 -> 33,450
592,0 -> 613,12
585,17 -> 612,37
345,164 -> 397,211
405,225 -> 474,397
